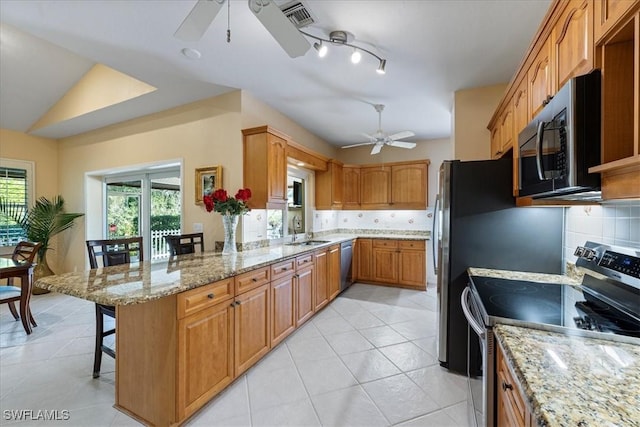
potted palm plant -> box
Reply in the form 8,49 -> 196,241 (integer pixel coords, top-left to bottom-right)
0,195 -> 84,294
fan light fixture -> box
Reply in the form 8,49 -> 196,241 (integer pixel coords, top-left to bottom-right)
300,30 -> 386,75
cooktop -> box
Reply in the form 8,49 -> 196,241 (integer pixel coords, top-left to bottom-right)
469,276 -> 640,339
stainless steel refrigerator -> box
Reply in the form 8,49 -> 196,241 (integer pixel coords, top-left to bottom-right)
433,158 -> 564,375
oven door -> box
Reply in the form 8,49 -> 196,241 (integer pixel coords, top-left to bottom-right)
462,286 -> 494,427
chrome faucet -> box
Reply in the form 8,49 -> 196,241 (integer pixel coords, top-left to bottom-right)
292,215 -> 301,242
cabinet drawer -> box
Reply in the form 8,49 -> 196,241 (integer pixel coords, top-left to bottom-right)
271,259 -> 295,280
399,240 -> 425,250
236,266 -> 270,294
498,349 -> 526,424
372,239 -> 399,249
295,253 -> 314,269
177,278 -> 234,319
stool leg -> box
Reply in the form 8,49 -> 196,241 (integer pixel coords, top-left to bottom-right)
93,305 -> 104,378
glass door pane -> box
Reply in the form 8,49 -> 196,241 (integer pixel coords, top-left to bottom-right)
106,180 -> 142,239
150,174 -> 181,260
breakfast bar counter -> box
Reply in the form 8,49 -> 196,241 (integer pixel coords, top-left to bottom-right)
494,324 -> 640,427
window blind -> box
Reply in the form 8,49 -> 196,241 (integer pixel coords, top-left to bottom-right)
0,166 -> 29,246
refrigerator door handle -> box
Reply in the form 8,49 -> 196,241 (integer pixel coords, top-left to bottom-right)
431,194 -> 440,275
461,287 -> 485,339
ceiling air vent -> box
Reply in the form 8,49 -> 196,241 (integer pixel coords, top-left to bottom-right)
279,0 -> 317,28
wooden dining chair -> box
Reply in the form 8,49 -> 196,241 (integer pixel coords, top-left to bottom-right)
86,236 -> 143,378
0,241 -> 42,330
164,232 -> 204,256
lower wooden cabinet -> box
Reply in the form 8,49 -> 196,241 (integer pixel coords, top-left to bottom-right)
328,244 -> 341,301
296,261 -> 315,326
356,238 -> 373,281
270,272 -> 296,347
354,239 -> 426,290
234,283 -> 270,376
497,343 -> 532,427
177,300 -> 234,420
398,240 -> 426,289
314,248 -> 329,311
372,240 -> 399,283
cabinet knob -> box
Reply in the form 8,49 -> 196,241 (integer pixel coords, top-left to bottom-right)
235,301 -> 241,306
502,381 -> 513,391
207,293 -> 215,299
252,278 -> 258,282
282,267 -> 288,271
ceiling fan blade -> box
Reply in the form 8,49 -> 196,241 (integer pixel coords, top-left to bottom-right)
387,140 -> 416,149
342,142 -> 376,149
371,143 -> 383,155
248,0 -> 311,58
174,0 -> 225,42
361,132 -> 377,141
388,130 -> 415,141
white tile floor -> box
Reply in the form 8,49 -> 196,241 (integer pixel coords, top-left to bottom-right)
0,283 -> 473,426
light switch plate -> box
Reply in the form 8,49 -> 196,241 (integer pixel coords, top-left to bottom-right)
193,223 -> 203,232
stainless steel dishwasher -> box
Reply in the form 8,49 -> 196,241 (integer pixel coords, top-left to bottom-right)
340,240 -> 353,291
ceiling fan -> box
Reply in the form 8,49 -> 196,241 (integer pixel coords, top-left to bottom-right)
342,104 -> 416,155
174,0 -> 311,58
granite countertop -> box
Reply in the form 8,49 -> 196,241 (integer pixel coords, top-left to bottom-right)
495,324 -> 640,427
467,266 -> 583,285
35,233 -> 428,305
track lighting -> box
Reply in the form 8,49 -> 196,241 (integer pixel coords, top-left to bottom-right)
314,41 -> 328,58
299,29 -> 387,75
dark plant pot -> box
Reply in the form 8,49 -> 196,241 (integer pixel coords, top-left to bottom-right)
32,252 -> 53,295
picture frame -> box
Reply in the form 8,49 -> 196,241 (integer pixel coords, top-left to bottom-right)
195,166 -> 222,204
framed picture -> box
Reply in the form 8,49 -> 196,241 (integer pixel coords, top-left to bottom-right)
195,166 -> 222,204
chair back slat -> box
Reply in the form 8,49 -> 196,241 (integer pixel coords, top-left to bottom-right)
164,233 -> 204,256
86,237 -> 144,269
11,241 -> 42,263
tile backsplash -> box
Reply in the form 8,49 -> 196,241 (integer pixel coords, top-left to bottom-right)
564,203 -> 640,263
313,210 -> 433,233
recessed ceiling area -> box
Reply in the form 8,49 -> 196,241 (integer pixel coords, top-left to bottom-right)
0,0 -> 551,145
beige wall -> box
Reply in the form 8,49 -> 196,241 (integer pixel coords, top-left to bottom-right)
240,91 -> 338,159
452,83 -> 507,161
336,138 -> 451,207
57,91 -> 243,271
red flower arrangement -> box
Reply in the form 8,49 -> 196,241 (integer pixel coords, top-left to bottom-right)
203,188 -> 252,216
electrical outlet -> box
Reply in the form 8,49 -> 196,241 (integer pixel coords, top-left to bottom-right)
193,223 -> 203,232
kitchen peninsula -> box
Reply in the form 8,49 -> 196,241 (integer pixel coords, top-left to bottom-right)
34,233 -> 427,426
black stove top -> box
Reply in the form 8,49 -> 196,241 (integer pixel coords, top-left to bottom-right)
469,276 -> 640,338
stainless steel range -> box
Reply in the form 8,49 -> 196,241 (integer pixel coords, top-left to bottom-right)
462,241 -> 640,427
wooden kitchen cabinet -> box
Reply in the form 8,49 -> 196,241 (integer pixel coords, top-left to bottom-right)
553,0 -> 595,91
295,253 -> 315,325
528,37 -> 554,118
594,0 -> 640,42
390,162 -> 428,209
372,240 -> 399,284
234,283 -> 270,376
496,343 -> 533,427
242,126 -> 288,209
356,238 -> 373,281
328,244 -> 341,301
270,259 -> 296,347
315,159 -> 343,210
490,124 -> 502,160
342,165 -> 361,209
177,299 -> 234,421
512,78 -> 529,196
498,106 -> 514,157
314,247 -> 329,311
398,240 -> 426,289
360,165 -> 391,209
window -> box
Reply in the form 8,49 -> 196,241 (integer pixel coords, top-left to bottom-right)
0,159 -> 34,246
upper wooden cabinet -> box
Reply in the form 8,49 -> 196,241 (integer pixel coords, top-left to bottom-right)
553,0 -> 595,90
512,78 -> 529,196
243,126 -> 288,209
594,0 -> 639,41
315,159 -> 343,210
360,165 -> 392,209
342,166 -> 361,209
391,162 -> 428,208
529,37 -> 554,118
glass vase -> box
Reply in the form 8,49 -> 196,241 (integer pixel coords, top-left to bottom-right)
222,214 -> 239,254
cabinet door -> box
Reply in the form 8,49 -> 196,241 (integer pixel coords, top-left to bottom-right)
398,249 -> 426,289
270,273 -> 296,347
553,0 -> 594,91
177,301 -> 234,420
372,240 -> 399,284
314,248 -> 329,311
528,37 -> 553,118
234,284 -> 270,376
315,160 -> 343,209
490,124 -> 501,159
296,264 -> 315,326
360,166 -> 391,208
328,244 -> 341,301
594,0 -> 638,42
496,345 -> 528,427
391,163 -> 428,209
499,106 -> 514,155
343,166 -> 361,209
267,133 -> 287,206
512,78 -> 529,196
356,239 -> 373,281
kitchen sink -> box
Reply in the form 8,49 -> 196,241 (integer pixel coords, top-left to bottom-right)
285,240 -> 330,246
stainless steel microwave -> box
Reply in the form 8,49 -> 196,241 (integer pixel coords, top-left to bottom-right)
518,71 -> 601,199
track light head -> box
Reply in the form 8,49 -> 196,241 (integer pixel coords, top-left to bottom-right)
351,49 -> 362,64
376,59 -> 386,74
314,41 -> 328,58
